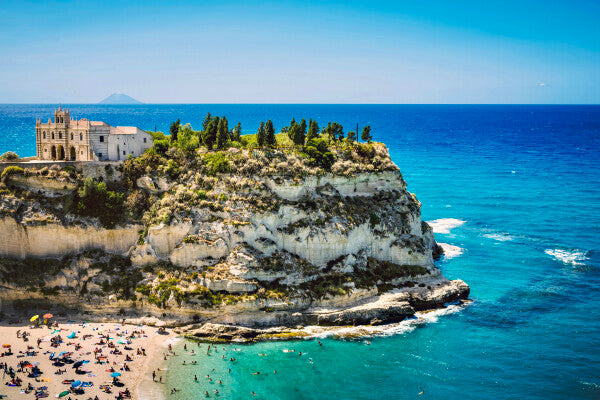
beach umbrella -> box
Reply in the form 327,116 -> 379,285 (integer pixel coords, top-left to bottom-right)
2,344 -> 10,348
31,362 -> 40,366
43,313 -> 53,319
73,360 -> 84,369
67,332 -> 76,339
82,360 -> 90,364
71,380 -> 82,388
110,372 -> 121,378
57,351 -> 67,357
30,315 -> 39,322
58,390 -> 70,397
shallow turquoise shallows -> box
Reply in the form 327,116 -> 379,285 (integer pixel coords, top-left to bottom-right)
1,104 -> 599,399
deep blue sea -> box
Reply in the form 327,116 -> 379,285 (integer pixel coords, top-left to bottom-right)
1,105 -> 599,399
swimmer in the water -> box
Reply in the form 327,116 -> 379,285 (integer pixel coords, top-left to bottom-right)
252,371 -> 261,375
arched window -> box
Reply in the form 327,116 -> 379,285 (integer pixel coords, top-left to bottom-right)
71,133 -> 73,140
80,133 -> 83,141
43,132 -> 46,139
52,133 -> 55,139
59,132 -> 62,139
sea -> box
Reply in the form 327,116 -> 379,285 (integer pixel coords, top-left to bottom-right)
1,104 -> 599,399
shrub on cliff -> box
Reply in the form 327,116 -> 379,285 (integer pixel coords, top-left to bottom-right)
76,177 -> 125,227
303,138 -> 335,170
0,151 -> 20,162
203,152 -> 230,176
1,165 -> 24,180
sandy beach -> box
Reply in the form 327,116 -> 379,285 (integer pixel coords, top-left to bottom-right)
0,318 -> 174,399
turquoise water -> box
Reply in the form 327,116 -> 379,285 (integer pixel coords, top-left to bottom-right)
1,105 -> 599,399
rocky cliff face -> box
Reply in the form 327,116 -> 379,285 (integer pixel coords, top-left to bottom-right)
0,143 -> 468,335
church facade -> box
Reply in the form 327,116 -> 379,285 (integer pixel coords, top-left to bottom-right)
35,106 -> 153,161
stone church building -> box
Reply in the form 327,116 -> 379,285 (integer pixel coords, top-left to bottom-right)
35,106 -> 153,161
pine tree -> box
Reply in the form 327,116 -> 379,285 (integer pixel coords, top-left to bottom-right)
306,120 -> 319,143
361,125 -> 372,142
203,116 -> 219,149
170,118 -> 180,142
299,119 -> 307,142
264,120 -> 276,148
346,130 -> 357,141
257,122 -> 265,147
216,117 -> 229,149
202,113 -> 212,131
231,122 -> 242,142
287,118 -> 297,142
333,122 -> 344,141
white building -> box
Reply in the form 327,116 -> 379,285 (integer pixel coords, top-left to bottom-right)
35,106 -> 153,161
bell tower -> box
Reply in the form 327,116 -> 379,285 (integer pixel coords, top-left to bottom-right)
53,105 -> 71,125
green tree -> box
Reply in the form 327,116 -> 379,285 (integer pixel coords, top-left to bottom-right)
299,119 -> 307,142
231,122 -> 242,142
203,116 -> 219,149
346,130 -> 357,141
265,120 -> 276,148
257,121 -> 265,147
202,113 -> 212,131
77,177 -> 125,228
361,125 -> 372,142
286,118 -> 297,142
169,118 -> 180,142
216,117 -> 229,149
306,120 -> 319,143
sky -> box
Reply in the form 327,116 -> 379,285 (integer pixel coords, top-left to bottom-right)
0,0 -> 599,104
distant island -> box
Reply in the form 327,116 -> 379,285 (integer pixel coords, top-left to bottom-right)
98,93 -> 143,104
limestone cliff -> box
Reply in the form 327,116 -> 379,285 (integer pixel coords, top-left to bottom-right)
0,142 -> 468,335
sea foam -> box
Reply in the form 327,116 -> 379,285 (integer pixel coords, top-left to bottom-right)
427,218 -> 466,234
438,243 -> 464,260
482,232 -> 513,242
544,249 -> 589,266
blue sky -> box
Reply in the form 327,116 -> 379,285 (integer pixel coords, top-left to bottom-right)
0,0 -> 598,103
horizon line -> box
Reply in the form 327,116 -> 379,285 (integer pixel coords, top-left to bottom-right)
0,103 -> 599,106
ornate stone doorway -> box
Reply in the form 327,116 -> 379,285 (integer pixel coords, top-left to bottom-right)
70,146 -> 76,160
51,145 -> 56,160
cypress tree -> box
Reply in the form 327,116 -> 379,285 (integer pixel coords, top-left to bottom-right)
232,122 -> 242,142
202,113 -> 212,131
170,118 -> 180,142
287,118 -> 297,142
361,125 -> 372,142
306,120 -> 319,143
257,122 -> 265,147
299,119 -> 307,144
265,120 -> 276,148
203,116 -> 219,149
216,117 -> 229,149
